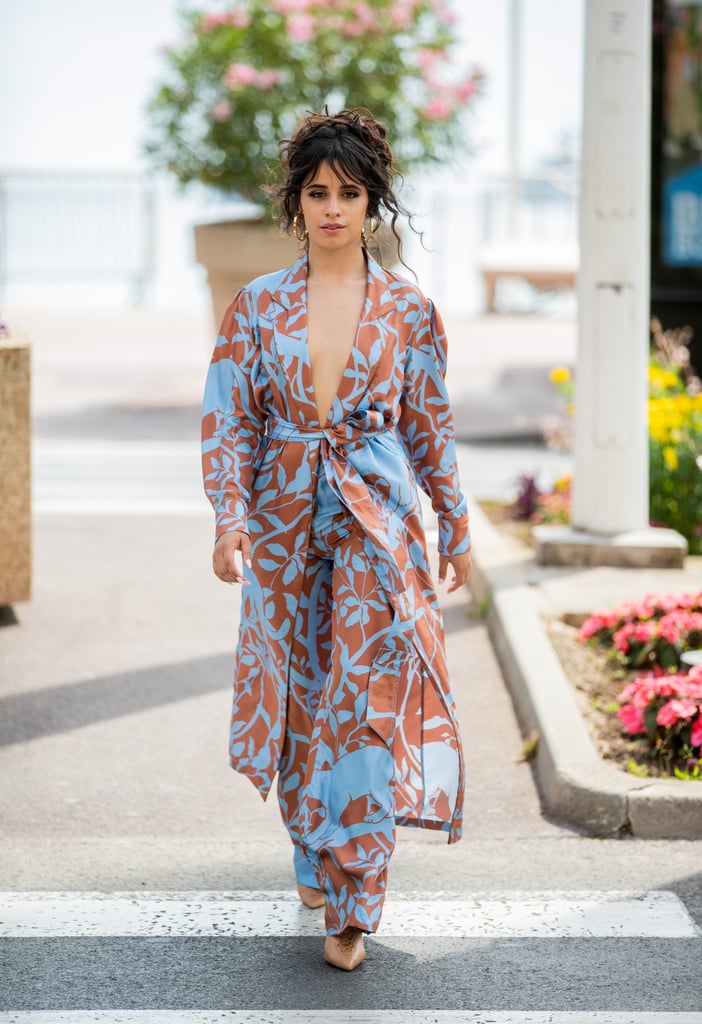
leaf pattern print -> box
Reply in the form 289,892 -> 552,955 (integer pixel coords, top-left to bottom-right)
202,252 -> 471,934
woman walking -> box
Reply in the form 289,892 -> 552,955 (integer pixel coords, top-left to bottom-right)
202,108 -> 471,971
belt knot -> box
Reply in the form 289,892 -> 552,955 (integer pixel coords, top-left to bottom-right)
267,410 -> 389,448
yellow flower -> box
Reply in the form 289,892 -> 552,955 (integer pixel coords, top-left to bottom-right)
549,366 -> 571,384
648,365 -> 680,394
554,474 -> 572,492
663,446 -> 679,471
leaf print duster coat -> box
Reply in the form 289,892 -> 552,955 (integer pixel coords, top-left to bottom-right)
202,252 -> 471,928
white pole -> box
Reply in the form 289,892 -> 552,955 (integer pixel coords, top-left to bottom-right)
571,0 -> 652,534
506,0 -> 522,237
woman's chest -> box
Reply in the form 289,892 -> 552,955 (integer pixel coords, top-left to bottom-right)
256,306 -> 408,418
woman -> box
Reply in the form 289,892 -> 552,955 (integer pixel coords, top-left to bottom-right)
201,109 -> 471,971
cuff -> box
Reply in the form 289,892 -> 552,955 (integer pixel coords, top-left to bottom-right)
214,497 -> 248,539
438,512 -> 471,556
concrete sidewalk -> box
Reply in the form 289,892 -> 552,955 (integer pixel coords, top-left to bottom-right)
13,305 -> 575,445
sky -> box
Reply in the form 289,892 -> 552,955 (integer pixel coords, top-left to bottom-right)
0,0 -> 585,310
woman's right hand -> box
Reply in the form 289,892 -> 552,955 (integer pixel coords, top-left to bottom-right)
213,531 -> 251,585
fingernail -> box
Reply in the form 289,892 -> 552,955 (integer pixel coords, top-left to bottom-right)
244,557 -> 252,568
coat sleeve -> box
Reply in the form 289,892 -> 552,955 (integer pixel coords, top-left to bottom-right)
201,288 -> 266,540
397,296 -> 471,557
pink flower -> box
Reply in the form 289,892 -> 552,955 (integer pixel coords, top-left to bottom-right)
455,76 -> 479,103
417,48 -> 439,72
422,95 -> 455,121
199,9 -> 251,31
617,680 -> 644,704
429,0 -> 457,26
224,62 -> 259,88
691,714 -> 702,749
288,13 -> 316,42
199,12 -> 231,31
211,100 -> 231,121
229,6 -> 252,28
390,2 -> 413,29
579,610 -> 620,641
616,673 -> 682,708
353,2 -> 377,29
270,0 -> 313,12
657,698 -> 698,728
257,69 -> 284,89
617,703 -> 647,735
612,621 -> 655,651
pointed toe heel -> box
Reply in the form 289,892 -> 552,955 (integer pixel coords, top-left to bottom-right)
297,883 -> 325,909
324,926 -> 366,971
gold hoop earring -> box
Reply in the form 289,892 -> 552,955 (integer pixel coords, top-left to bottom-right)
293,212 -> 308,243
361,217 -> 379,244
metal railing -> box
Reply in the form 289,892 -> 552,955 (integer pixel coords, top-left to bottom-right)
0,170 -> 157,303
480,172 -> 580,244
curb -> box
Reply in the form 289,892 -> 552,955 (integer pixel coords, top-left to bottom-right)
466,500 -> 702,839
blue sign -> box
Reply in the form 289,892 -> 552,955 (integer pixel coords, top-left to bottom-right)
664,162 -> 702,266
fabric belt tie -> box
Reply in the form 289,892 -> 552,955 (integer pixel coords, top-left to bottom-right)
266,410 -> 391,449
265,411 -> 408,605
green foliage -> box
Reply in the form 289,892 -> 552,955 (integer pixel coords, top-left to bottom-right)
649,428 -> 702,555
647,326 -> 702,553
144,0 -> 483,207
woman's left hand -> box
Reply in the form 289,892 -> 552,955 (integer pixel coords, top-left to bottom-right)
438,550 -> 472,593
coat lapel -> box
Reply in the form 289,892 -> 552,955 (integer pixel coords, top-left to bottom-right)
262,251 -> 398,424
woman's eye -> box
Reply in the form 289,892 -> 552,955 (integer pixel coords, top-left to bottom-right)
344,191 -> 360,199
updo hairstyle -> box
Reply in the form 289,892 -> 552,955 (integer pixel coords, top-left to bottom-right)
268,108 -> 412,265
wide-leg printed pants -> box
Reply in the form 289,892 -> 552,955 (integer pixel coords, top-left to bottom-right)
276,461 -> 399,936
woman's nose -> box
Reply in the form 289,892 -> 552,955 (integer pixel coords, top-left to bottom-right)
326,194 -> 340,215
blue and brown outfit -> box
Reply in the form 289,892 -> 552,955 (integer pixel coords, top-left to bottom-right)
202,252 -> 470,936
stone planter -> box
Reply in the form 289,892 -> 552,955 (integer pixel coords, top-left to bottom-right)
0,334 -> 31,605
193,219 -> 300,330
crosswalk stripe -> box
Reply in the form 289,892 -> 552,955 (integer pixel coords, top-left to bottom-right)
0,890 -> 697,939
1,1012 -> 702,1024
32,439 -> 206,516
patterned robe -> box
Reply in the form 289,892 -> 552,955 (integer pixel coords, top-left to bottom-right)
202,251 -> 470,844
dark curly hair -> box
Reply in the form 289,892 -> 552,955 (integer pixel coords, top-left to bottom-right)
267,108 -> 413,267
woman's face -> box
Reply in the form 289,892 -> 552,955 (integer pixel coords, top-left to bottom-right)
298,161 -> 369,253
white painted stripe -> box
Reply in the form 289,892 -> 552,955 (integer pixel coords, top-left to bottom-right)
33,501 -> 208,516
0,890 -> 697,939
33,440 -> 201,458
1,1012 -> 702,1024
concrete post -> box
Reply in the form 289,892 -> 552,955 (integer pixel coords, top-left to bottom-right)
573,0 -> 651,533
534,0 -> 687,568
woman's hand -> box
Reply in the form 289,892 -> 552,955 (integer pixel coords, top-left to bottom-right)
438,550 -> 472,594
213,531 -> 251,585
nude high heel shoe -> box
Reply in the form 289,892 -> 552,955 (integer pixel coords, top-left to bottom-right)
297,883 -> 325,909
324,926 -> 366,971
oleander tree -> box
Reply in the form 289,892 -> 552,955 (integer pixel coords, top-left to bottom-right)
144,0 -> 483,207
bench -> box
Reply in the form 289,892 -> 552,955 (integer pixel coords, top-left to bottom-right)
480,242 -> 578,312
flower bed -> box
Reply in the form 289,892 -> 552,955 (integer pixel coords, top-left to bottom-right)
577,592 -> 702,780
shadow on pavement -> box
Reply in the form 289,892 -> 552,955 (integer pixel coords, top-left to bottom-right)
0,652 -> 234,747
33,402 -> 201,442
